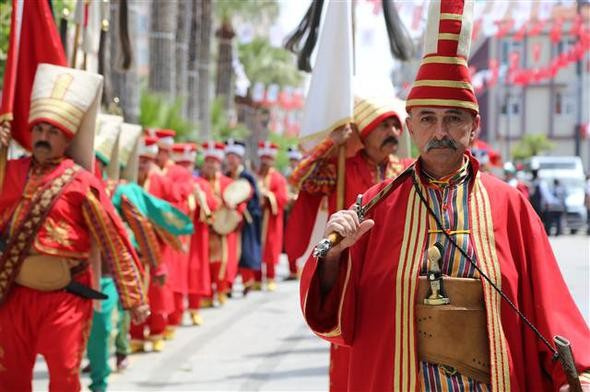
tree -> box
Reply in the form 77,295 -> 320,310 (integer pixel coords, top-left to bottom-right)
210,96 -> 249,141
512,134 -> 555,161
238,37 -> 303,88
197,0 -> 212,140
138,89 -> 196,141
213,0 -> 279,111
149,0 -> 177,98
175,0 -> 192,117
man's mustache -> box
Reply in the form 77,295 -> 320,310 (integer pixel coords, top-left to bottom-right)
381,136 -> 399,148
426,138 -> 457,151
34,141 -> 51,150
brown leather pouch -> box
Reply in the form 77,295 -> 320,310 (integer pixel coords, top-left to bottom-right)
15,255 -> 78,291
416,276 -> 490,384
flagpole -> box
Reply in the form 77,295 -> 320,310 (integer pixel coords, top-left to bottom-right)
336,0 -> 356,211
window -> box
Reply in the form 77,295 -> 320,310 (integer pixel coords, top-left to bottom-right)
501,40 -> 522,66
555,92 -> 563,114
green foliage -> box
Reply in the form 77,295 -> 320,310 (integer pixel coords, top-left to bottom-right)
0,0 -> 12,89
512,134 -> 555,160
138,89 -> 197,141
238,37 -> 303,88
210,96 -> 250,141
214,0 -> 279,24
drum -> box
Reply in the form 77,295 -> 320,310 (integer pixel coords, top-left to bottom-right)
211,207 -> 242,235
223,179 -> 252,206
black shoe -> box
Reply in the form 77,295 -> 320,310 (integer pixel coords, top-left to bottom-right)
243,285 -> 252,297
116,353 -> 129,372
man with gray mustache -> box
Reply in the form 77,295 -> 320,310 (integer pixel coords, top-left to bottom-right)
300,0 -> 590,391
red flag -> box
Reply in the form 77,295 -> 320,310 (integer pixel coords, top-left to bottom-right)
0,0 -> 67,150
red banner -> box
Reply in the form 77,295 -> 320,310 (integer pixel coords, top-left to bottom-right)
0,0 -> 67,150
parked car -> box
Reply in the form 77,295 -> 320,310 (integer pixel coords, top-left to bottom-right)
525,156 -> 587,234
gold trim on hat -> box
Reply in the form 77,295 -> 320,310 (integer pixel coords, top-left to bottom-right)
51,74 -> 74,99
438,33 -> 460,41
356,106 -> 397,131
440,13 -> 462,21
30,99 -> 85,121
421,56 -> 468,66
406,99 -> 479,112
28,109 -> 78,135
29,107 -> 79,133
412,80 -> 474,92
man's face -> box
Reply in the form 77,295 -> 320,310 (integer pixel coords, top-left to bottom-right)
178,161 -> 194,171
138,156 -> 153,176
31,122 -> 70,163
201,157 -> 220,178
363,116 -> 402,156
156,148 -> 169,167
406,107 -> 479,167
260,155 -> 275,171
226,153 -> 242,173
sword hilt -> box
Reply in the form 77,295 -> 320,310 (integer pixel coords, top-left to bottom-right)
554,335 -> 583,392
313,194 -> 364,258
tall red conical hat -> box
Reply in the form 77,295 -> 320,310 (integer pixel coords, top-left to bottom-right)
406,0 -> 478,115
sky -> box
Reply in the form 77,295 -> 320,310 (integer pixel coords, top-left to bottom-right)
269,0 -> 401,97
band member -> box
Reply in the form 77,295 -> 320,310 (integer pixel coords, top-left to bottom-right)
284,146 -> 302,280
301,2 -> 590,390
255,141 -> 288,291
199,141 -> 241,305
0,64 -> 148,391
225,139 -> 262,295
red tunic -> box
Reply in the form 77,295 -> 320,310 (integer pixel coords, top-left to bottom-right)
187,176 -> 218,297
301,157 -> 590,391
161,162 -> 194,295
0,157 -> 145,309
203,172 -> 241,288
287,150 -> 412,391
258,168 -> 288,266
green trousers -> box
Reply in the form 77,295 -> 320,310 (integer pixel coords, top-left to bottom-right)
87,277 -> 118,392
115,300 -> 130,355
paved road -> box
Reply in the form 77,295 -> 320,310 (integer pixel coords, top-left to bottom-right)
32,234 -> 588,391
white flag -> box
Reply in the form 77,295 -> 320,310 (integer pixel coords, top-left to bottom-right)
300,0 -> 353,152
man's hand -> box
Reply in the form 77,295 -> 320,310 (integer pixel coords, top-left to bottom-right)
130,304 -> 151,325
316,209 -> 373,295
0,122 -> 10,148
329,124 -> 353,146
559,382 -> 590,392
322,209 -> 374,261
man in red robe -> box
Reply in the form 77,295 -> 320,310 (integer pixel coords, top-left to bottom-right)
0,64 -> 148,391
301,2 -> 590,390
288,96 -> 411,391
171,142 -> 218,325
255,141 -> 288,291
129,135 -> 174,353
152,131 -> 195,340
199,141 -> 241,306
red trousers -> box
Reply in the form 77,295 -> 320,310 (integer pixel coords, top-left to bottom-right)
129,280 -> 168,340
288,257 -> 298,275
187,294 -> 201,310
254,261 -> 276,282
167,292 -> 185,326
209,261 -> 228,295
240,267 -> 255,287
0,285 -> 93,392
